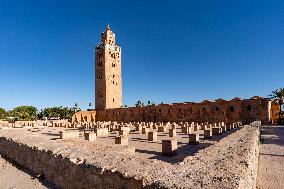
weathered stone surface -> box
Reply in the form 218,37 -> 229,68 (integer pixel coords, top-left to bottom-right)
84,132 -> 96,142
119,130 -> 128,136
115,135 -> 128,145
188,133 -> 199,145
169,128 -> 176,137
142,127 -> 149,134
60,131 -> 79,139
212,127 -> 222,135
204,129 -> 212,139
162,138 -> 177,156
148,131 -> 157,142
158,126 -> 167,132
0,126 -> 260,189
95,128 -> 108,136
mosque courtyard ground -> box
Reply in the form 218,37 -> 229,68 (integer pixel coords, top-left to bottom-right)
0,122 -> 282,188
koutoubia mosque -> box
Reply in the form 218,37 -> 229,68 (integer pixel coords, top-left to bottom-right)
95,25 -> 122,110
73,26 -> 280,124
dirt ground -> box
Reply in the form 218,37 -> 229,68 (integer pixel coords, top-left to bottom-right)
0,155 -> 48,189
257,125 -> 284,189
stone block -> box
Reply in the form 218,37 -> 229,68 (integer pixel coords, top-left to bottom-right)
182,126 -> 192,134
148,131 -> 157,142
227,124 -> 232,130
212,127 -> 221,135
194,125 -> 199,132
158,126 -> 167,132
169,129 -> 176,137
119,130 -> 129,136
142,127 -> 149,134
204,129 -> 212,139
162,138 -> 177,156
60,131 -> 79,139
136,125 -> 142,132
115,135 -> 128,145
188,133 -> 199,145
221,125 -> 227,132
84,132 -> 96,142
95,128 -> 108,136
170,124 -> 177,129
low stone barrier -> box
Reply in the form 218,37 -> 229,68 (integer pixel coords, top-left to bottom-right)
0,137 -> 142,189
0,125 -> 260,189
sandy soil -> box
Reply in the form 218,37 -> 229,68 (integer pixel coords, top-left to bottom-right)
0,155 -> 48,189
257,125 -> 284,189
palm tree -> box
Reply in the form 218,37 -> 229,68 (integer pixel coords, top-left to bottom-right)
74,103 -> 79,112
269,88 -> 284,124
135,100 -> 142,107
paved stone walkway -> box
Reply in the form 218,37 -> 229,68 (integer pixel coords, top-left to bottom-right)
257,125 -> 284,189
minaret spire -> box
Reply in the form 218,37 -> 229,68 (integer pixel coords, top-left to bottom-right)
106,24 -> 110,31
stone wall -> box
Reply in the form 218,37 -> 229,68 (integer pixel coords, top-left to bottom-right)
73,97 -> 273,124
0,120 -> 9,127
0,137 -> 143,189
271,103 -> 281,124
0,125 -> 260,189
72,110 -> 96,123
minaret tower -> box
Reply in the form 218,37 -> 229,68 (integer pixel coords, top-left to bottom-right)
95,25 -> 122,110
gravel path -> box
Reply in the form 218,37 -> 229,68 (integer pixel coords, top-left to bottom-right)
257,125 -> 284,189
0,156 -> 48,189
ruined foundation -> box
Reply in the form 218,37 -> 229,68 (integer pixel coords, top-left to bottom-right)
0,125 -> 260,189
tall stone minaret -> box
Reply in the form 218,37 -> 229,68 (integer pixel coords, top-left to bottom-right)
95,25 -> 122,110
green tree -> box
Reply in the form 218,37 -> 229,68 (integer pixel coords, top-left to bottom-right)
0,108 -> 6,119
269,88 -> 284,124
38,106 -> 80,121
8,106 -> 37,121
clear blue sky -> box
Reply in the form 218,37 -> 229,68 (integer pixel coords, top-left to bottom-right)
0,0 -> 283,111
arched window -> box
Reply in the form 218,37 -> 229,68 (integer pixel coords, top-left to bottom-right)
215,107 -> 220,111
230,106 -> 235,112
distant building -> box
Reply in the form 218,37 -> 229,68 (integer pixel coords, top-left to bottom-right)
73,26 -> 278,124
